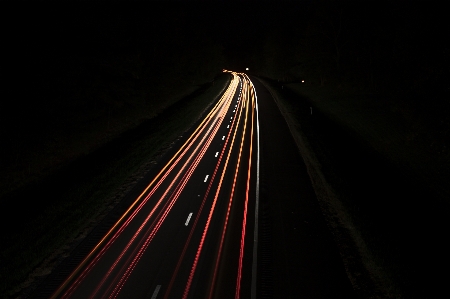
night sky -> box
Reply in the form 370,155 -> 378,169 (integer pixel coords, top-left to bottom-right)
2,0 -> 449,232
3,2 -> 448,91
3,1 -> 445,143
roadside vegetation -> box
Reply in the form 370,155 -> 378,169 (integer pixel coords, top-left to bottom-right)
0,73 -> 230,298
252,3 -> 448,297
1,9 -> 224,199
259,78 -> 449,298
1,6 -> 228,298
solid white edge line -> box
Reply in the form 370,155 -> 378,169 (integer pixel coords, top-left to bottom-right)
151,285 -> 161,299
250,77 -> 260,299
204,175 -> 209,182
185,212 -> 193,226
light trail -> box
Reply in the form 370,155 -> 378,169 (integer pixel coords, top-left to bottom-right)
62,80 -> 237,298
245,74 -> 261,299
101,78 -> 237,299
163,77 -> 244,299
92,115 -> 226,299
54,73 -> 239,298
236,77 -> 255,299
182,76 -> 249,299
54,73 -> 240,299
207,77 -> 250,299
52,71 -> 261,299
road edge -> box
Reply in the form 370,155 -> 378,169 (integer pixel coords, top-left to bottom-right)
255,77 -> 393,299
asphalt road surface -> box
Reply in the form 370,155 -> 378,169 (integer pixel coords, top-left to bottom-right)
251,76 -> 355,299
33,71 -> 354,299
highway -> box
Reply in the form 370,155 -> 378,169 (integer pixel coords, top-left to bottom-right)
40,71 -> 355,299
49,71 -> 260,299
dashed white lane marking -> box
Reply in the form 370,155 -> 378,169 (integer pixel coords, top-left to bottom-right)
233,110 -> 235,112
204,175 -> 209,182
227,125 -> 229,128
222,136 -> 225,140
185,213 -> 193,226
215,152 -> 219,157
230,116 -> 233,119
151,285 -> 161,299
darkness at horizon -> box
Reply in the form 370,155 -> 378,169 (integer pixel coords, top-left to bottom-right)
3,2 -> 448,90
2,0 -> 449,211
2,1 -> 449,190
1,2 -> 450,298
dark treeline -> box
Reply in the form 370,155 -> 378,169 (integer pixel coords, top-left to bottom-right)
251,3 -> 449,297
255,2 -> 449,96
250,2 -> 449,156
3,4 -> 225,130
1,4 -> 226,196
2,1 -> 448,203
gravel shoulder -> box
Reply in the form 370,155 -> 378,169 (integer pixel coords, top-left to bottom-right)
258,78 -> 450,298
252,77 -> 355,298
4,76 -> 230,299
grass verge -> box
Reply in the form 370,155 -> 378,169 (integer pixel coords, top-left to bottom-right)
0,74 -> 230,299
257,78 -> 450,298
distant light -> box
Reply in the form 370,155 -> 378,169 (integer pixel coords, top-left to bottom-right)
246,68 -> 249,71
302,80 -> 305,83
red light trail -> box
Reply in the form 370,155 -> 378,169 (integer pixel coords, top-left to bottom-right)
50,71 -> 261,299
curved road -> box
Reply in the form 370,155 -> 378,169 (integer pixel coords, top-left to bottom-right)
45,72 -> 259,299
35,71 -> 354,299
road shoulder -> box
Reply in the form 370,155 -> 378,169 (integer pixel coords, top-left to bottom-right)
251,76 -> 355,298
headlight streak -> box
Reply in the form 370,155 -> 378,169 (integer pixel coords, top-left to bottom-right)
182,76 -> 248,299
106,102 -> 231,299
63,116 -> 220,298
205,74 -> 260,299
102,75 -> 240,298
95,115 -> 225,299
206,76 -> 248,299
235,77 -> 255,299
163,77 -> 244,299
52,71 -> 262,299
54,74 -> 240,299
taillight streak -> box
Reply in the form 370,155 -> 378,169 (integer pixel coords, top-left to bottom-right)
184,77 -> 249,299
235,81 -> 255,299
55,74 -> 239,299
106,107 -> 229,299
102,75 -> 239,298
207,79 -> 249,298
164,80 -> 243,299
91,118 -> 220,298
62,102 -> 226,299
